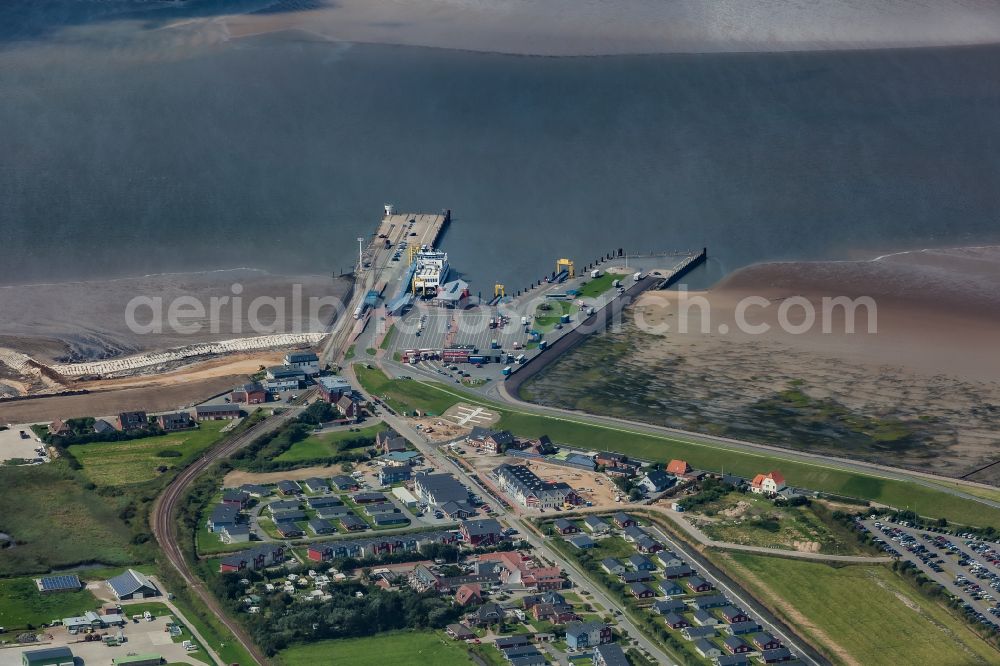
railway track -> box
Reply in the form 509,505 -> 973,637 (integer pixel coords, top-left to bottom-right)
150,396 -> 312,666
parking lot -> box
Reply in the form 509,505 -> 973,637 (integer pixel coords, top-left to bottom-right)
0,423 -> 47,463
0,615 -> 203,666
392,309 -> 534,360
861,518 -> 1000,630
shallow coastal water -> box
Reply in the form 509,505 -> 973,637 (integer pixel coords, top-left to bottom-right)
2,10 -> 1000,292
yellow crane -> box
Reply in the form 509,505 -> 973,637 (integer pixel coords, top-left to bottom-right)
557,258 -> 575,278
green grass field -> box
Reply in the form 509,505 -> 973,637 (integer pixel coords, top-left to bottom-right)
693,492 -> 871,555
0,577 -> 98,631
724,553 -> 999,665
533,300 -> 578,331
275,423 -> 388,462
354,365 -> 458,416
0,463 -> 139,576
380,325 -> 397,350
389,379 -> 1000,530
277,631 -> 473,666
68,421 -> 228,486
577,272 -> 617,298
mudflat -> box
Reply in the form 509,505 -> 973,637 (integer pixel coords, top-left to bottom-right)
521,246 -> 1000,483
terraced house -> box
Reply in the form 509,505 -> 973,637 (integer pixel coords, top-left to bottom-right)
494,463 -> 580,509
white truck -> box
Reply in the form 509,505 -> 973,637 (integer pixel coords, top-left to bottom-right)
633,271 -> 643,281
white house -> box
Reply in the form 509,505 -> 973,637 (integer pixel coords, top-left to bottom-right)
750,471 -> 786,495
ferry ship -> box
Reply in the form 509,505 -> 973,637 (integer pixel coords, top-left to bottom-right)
411,249 -> 450,297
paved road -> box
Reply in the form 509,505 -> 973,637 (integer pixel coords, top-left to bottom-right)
661,507 -> 894,563
485,382 -> 1000,512
366,403 -> 674,664
151,407 -> 305,666
639,519 -> 827,666
379,355 -> 1000,516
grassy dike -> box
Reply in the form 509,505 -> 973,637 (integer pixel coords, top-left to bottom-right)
355,367 -> 1000,530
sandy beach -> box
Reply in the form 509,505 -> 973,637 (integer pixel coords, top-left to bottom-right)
0,269 -> 351,401
0,269 -> 349,363
212,0 -> 1000,56
524,246 -> 1000,483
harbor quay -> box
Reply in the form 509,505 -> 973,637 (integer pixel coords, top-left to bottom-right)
344,205 -> 706,386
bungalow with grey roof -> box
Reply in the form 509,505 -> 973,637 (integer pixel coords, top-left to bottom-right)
656,551 -> 684,568
629,582 -> 655,599
720,606 -> 751,624
760,648 -> 793,663
691,594 -> 729,610
592,643 -> 630,666
695,639 -> 722,659
652,599 -> 687,615
664,612 -> 689,629
693,609 -> 719,626
275,522 -> 304,538
307,496 -> 343,509
340,514 -> 368,531
207,504 -> 239,532
722,636 -> 752,654
268,499 -> 301,513
302,477 -> 328,493
752,632 -> 781,651
374,513 -> 410,526
725,621 -> 761,636
627,554 -> 656,571
662,565 -> 694,579
240,483 -> 270,497
612,512 -> 636,529
619,571 -> 652,584
308,518 -> 335,535
622,525 -> 646,542
601,558 -> 627,576
220,524 -> 250,543
553,518 -> 578,534
681,626 -> 717,641
330,475 -> 359,491
583,515 -> 610,534
315,505 -> 352,519
659,580 -> 684,596
439,501 -> 473,519
687,576 -> 714,593
714,655 -> 751,666
271,510 -> 306,522
352,491 -> 385,503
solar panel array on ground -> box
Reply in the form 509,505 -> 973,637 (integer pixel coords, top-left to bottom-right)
37,574 -> 83,592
